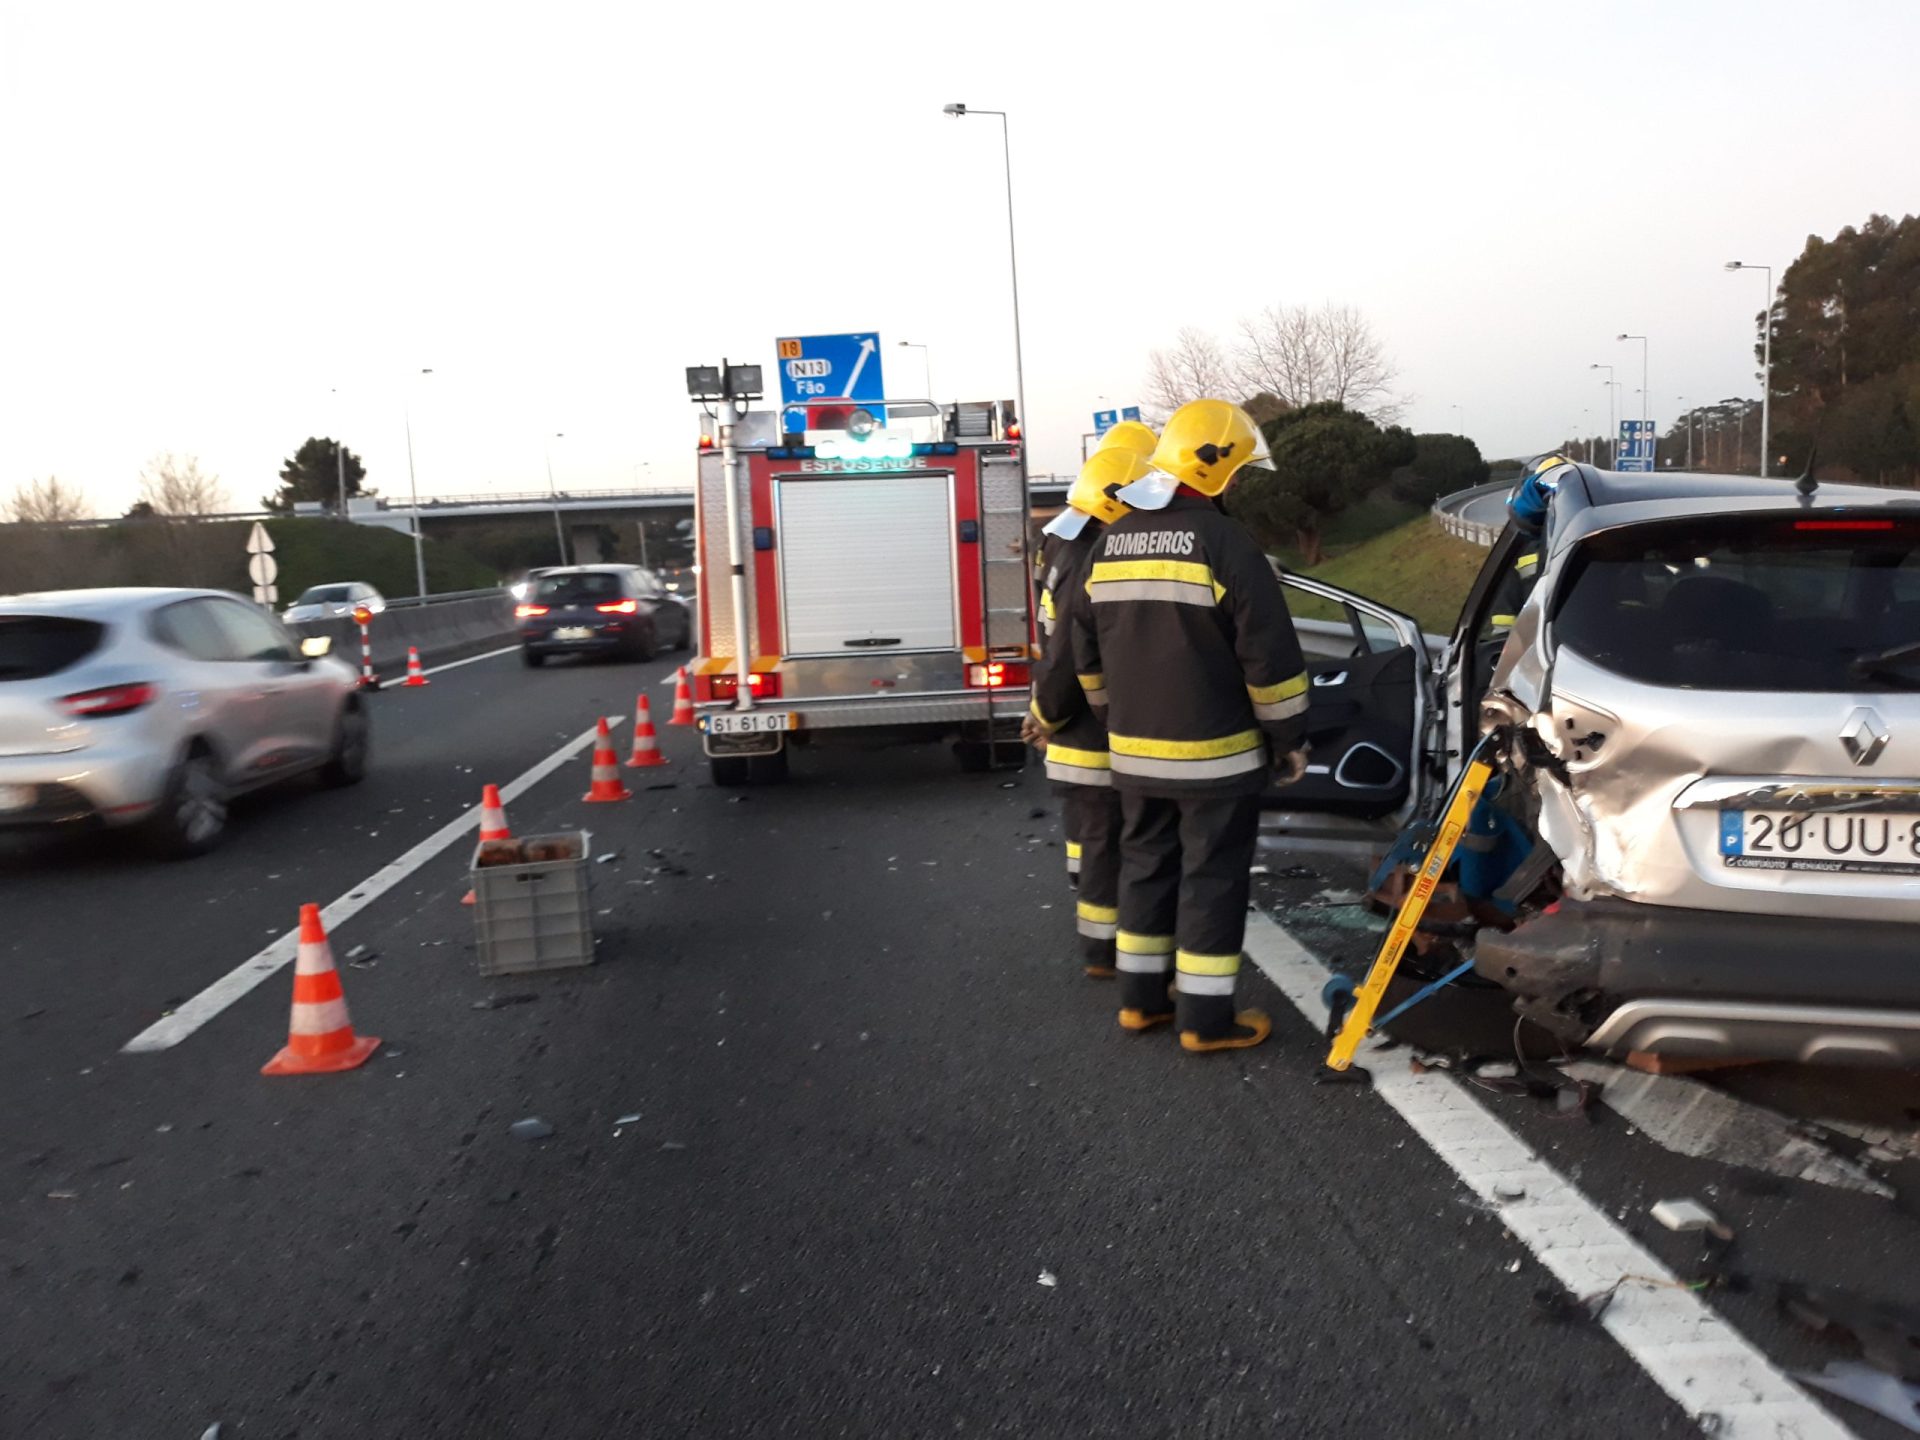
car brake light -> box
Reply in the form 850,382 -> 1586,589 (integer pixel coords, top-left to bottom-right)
1794,519 -> 1895,531
710,671 -> 781,699
596,599 -> 639,614
58,682 -> 158,718
515,604 -> 548,617
967,661 -> 1029,689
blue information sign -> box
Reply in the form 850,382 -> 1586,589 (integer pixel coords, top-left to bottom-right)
1092,409 -> 1119,434
1617,419 -> 1656,473
775,332 -> 885,431
1120,406 -> 1142,423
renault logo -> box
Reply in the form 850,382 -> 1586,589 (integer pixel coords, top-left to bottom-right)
1841,707 -> 1889,766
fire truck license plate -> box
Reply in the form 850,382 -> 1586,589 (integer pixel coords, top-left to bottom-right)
704,711 -> 797,736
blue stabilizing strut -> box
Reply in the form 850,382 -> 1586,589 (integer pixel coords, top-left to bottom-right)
1371,959 -> 1477,1029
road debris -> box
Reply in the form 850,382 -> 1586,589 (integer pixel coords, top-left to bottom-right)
615,1113 -> 642,1127
471,994 -> 538,1010
596,853 -> 619,865
1037,1270 -> 1058,1287
1651,1198 -> 1731,1238
509,1118 -> 555,1142
1795,1361 -> 1920,1433
201,1424 -> 224,1440
660,1141 -> 687,1151
46,1190 -> 78,1201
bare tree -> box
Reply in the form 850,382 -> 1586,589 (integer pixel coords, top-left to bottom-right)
1233,302 -> 1403,422
135,453 -> 229,516
4,475 -> 91,524
1143,327 -> 1237,420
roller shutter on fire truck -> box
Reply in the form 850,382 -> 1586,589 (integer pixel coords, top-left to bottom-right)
776,473 -> 957,654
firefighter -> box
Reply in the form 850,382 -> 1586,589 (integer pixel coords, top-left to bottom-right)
1031,421 -> 1156,891
1067,398 -> 1310,1052
1023,443 -> 1149,977
1489,453 -> 1575,632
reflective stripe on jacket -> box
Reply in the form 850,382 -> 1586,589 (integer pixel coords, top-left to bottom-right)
1072,494 -> 1308,797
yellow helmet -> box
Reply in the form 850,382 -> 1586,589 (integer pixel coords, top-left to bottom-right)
1150,399 -> 1260,496
1095,420 -> 1157,459
1067,447 -> 1149,525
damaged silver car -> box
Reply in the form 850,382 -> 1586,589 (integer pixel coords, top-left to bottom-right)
1264,464 -> 1920,1067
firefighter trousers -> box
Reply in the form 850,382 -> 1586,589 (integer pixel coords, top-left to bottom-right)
1063,785 -> 1122,972
1115,791 -> 1262,1038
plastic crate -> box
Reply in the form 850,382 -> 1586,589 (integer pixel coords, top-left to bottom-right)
470,830 -> 595,975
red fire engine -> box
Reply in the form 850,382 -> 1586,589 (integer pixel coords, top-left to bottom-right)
690,399 -> 1034,785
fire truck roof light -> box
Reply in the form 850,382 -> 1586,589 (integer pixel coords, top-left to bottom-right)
815,431 -> 915,462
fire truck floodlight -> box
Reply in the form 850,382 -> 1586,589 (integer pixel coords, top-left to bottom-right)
685,365 -> 723,400
724,364 -> 763,400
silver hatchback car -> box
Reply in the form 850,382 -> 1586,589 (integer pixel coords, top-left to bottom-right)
0,588 -> 369,856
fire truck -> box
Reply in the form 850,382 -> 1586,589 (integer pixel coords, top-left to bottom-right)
690,398 -> 1034,785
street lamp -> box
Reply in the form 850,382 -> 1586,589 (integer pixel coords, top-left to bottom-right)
1589,364 -> 1616,466
329,386 -> 349,516
896,340 -> 933,398
942,103 -> 1028,451
1450,403 -> 1465,436
1616,334 -> 1650,434
545,433 -> 568,565
1724,261 -> 1775,477
403,367 -> 433,600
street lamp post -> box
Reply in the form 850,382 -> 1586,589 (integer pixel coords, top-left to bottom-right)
1590,364 -> 1616,466
1677,397 -> 1692,469
1617,333 -> 1650,435
1724,261 -> 1774,477
942,104 -> 1028,451
403,367 -> 433,599
545,433 -> 569,565
1450,403 -> 1465,437
896,340 -> 933,399
329,386 -> 348,515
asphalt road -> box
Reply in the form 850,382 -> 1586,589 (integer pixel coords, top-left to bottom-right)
3,650 -> 1915,1438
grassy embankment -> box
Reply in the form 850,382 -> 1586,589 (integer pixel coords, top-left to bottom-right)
1274,490 -> 1492,635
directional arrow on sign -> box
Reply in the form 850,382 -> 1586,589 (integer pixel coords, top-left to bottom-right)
246,521 -> 275,555
839,337 -> 875,399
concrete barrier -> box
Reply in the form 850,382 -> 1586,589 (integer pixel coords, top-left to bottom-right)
289,591 -> 517,678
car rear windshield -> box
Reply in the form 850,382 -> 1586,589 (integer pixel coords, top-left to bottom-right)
1552,514 -> 1920,691
0,616 -> 107,681
534,573 -> 624,603
297,585 -> 354,603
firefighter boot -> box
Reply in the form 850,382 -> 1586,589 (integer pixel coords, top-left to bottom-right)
1117,966 -> 1174,1030
1178,989 -> 1271,1053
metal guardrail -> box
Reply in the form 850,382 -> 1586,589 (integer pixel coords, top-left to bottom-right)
1430,480 -> 1512,548
384,587 -> 508,609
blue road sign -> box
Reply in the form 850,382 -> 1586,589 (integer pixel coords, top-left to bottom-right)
1617,418 -> 1656,473
1120,406 -> 1142,423
775,333 -> 886,424
1092,409 -> 1119,434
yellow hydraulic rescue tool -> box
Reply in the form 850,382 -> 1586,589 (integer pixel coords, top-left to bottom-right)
1324,741 -> 1497,1072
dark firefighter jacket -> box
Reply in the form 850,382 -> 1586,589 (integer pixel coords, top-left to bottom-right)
1044,493 -> 1309,798
1027,523 -> 1109,786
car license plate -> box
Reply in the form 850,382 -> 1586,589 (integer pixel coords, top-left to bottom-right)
0,784 -> 33,812
1720,809 -> 1920,874
703,710 -> 797,736
554,626 -> 594,641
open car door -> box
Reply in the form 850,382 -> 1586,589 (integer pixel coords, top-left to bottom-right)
1261,572 -> 1436,855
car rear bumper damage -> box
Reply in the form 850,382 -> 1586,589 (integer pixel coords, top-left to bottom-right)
1475,897 -> 1920,1066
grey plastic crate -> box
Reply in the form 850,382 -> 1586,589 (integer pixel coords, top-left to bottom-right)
470,830 -> 595,975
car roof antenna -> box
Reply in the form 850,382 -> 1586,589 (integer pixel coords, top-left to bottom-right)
1795,444 -> 1819,504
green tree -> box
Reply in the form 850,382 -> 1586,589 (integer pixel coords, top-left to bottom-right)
262,437 -> 371,511
1391,432 -> 1489,504
1768,212 -> 1920,483
1225,401 -> 1414,565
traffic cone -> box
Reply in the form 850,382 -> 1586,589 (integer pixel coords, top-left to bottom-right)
668,667 -> 696,726
462,784 -> 511,905
262,905 -> 381,1076
626,694 -> 667,769
583,718 -> 633,802
403,647 -> 429,686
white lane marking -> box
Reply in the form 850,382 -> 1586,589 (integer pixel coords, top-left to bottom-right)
1242,912 -> 1856,1440
121,717 -> 623,1054
417,644 -> 519,678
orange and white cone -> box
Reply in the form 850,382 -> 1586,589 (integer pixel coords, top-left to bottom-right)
403,647 -> 429,686
462,784 -> 511,905
668,667 -> 695,726
626,694 -> 667,768
262,905 -> 381,1076
583,717 -> 633,802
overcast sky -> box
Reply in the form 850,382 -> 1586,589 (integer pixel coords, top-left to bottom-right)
3,0 -> 1917,517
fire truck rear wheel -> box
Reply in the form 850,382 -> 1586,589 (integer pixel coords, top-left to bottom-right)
747,748 -> 788,784
710,756 -> 751,786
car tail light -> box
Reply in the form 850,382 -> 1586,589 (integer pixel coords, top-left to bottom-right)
1794,519 -> 1895,531
966,661 -> 1029,689
710,671 -> 781,700
596,599 -> 639,614
515,604 -> 548,618
58,682 -> 158,718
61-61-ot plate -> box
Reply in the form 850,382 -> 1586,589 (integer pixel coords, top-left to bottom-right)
702,710 -> 798,736
1720,808 -> 1920,875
